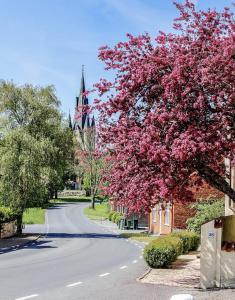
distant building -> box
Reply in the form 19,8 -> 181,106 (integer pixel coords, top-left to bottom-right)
71,68 -> 96,190
73,68 -> 95,150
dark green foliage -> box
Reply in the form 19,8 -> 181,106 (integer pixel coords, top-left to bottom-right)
0,207 -> 17,223
171,231 -> 200,252
144,231 -> 200,268
144,236 -> 183,268
187,200 -> 224,233
108,211 -> 115,221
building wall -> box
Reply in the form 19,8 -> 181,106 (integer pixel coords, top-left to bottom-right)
149,203 -> 172,235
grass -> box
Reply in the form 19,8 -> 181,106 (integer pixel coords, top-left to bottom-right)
120,232 -> 157,243
84,202 -> 110,220
23,195 -> 106,225
23,207 -> 46,224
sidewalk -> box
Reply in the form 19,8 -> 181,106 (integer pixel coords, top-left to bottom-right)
0,233 -> 41,254
140,252 -> 200,288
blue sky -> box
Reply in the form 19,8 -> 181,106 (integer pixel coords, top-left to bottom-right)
0,0 -> 232,118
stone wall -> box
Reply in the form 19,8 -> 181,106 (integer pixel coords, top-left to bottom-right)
58,190 -> 85,197
0,221 -> 17,239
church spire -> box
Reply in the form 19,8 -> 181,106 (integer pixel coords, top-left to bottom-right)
68,111 -> 72,129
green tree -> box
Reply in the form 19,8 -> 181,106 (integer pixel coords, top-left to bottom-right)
0,81 -> 74,232
0,129 -> 50,232
187,200 -> 225,233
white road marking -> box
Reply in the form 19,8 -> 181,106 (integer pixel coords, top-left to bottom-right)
66,281 -> 82,287
139,255 -> 143,259
15,294 -> 39,300
99,272 -> 110,277
132,260 -> 138,264
120,265 -> 128,269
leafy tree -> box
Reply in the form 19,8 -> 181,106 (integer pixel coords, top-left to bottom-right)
95,1 -> 235,213
75,127 -> 106,209
187,200 -> 225,233
0,129 -> 50,232
0,82 -> 74,232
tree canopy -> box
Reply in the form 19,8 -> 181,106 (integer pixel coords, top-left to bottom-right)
95,1 -> 235,213
0,82 -> 74,231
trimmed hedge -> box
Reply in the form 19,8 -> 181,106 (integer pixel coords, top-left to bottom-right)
144,236 -> 183,268
171,231 -> 200,252
144,231 -> 200,268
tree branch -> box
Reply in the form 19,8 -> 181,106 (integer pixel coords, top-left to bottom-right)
196,163 -> 235,201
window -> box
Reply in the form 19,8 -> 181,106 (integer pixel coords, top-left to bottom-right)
152,208 -> 157,223
164,208 -> 170,226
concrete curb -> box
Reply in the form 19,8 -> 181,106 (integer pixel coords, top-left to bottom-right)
137,267 -> 152,282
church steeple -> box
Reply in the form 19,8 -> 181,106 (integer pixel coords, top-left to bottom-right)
68,112 -> 72,129
75,66 -> 89,131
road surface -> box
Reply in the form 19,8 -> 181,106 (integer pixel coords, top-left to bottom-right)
0,202 -> 188,300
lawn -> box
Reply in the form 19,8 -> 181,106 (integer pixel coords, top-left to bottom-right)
84,203 -> 110,220
23,207 -> 46,224
120,232 -> 157,243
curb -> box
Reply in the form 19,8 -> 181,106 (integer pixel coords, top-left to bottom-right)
137,267 -> 152,282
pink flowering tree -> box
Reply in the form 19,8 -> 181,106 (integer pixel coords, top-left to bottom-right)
95,1 -> 235,214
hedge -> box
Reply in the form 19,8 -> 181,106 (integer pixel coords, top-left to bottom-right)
108,211 -> 124,224
144,236 -> 183,268
144,231 -> 200,268
171,231 -> 200,253
0,207 -> 17,224
108,211 -> 115,221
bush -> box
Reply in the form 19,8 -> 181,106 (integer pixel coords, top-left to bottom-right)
0,207 -> 17,223
111,212 -> 119,223
115,214 -> 124,224
187,199 -> 224,233
108,211 -> 115,221
144,236 -> 183,268
171,231 -> 200,253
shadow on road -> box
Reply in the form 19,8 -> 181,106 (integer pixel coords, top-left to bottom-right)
46,232 -> 119,239
0,239 -> 56,255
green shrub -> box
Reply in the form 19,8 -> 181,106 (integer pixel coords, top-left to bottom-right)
0,207 -> 17,223
144,236 -> 183,268
108,211 -> 115,221
171,231 -> 200,253
187,200 -> 224,233
111,212 -> 118,223
115,213 -> 124,224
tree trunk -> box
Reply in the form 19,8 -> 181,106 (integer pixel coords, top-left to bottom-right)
16,213 -> 23,235
55,190 -> 58,199
196,163 -> 235,201
50,189 -> 54,199
91,195 -> 95,209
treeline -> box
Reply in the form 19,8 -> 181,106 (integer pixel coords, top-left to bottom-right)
0,81 -> 74,233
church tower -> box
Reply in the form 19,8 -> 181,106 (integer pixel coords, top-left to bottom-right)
73,67 -> 95,150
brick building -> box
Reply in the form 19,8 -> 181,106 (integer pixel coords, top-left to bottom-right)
149,182 -> 224,235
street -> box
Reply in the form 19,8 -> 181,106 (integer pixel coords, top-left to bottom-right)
0,202 -> 193,300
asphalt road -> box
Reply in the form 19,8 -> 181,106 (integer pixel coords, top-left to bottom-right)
0,202 -> 191,300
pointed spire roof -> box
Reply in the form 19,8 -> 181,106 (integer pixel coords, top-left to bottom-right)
68,112 -> 72,129
91,115 -> 95,127
74,66 -> 90,131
